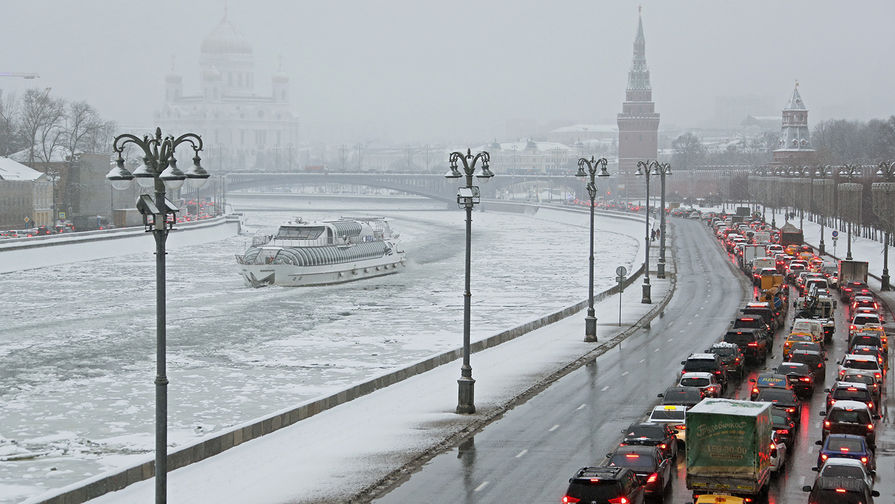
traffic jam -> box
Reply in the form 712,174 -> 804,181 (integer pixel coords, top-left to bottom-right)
563,210 -> 889,504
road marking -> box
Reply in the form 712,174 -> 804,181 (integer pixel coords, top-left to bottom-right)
687,321 -> 693,326
549,424 -> 560,432
655,348 -> 660,352
516,449 -> 528,458
577,403 -> 586,410
639,359 -> 645,363
601,385 -> 610,391
799,476 -> 806,485
622,371 -> 629,376
667,338 -> 674,342
475,481 -> 489,492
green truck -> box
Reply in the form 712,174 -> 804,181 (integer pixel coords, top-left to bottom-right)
686,399 -> 772,501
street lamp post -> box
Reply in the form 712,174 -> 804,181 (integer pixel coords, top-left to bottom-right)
105,127 -> 209,504
839,164 -> 862,261
656,163 -> 672,279
576,156 -> 610,342
874,161 -> 895,290
445,148 -> 493,414
813,165 -> 833,255
635,160 -> 659,303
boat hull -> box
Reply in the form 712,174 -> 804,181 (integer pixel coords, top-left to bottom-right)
238,253 -> 405,287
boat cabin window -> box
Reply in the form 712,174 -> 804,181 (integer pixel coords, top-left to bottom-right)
277,226 -> 325,240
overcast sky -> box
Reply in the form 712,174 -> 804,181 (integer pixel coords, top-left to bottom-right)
1,0 -> 893,145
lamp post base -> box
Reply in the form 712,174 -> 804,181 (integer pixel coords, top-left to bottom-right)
882,270 -> 890,292
657,260 -> 666,279
456,377 -> 476,414
641,283 -> 651,304
584,314 -> 597,342
819,240 -> 825,256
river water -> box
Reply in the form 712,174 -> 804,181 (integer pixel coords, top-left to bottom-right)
0,195 -> 639,502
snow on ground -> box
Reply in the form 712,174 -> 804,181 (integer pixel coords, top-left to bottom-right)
1,196 -> 642,503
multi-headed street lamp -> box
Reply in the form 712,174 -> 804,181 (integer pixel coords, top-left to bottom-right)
576,156 -> 610,342
874,161 -> 895,290
655,162 -> 672,279
635,160 -> 660,304
445,148 -> 493,414
839,164 -> 862,261
105,127 -> 209,504
812,165 -> 834,255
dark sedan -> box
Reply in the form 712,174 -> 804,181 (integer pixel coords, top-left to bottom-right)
619,422 -> 678,461
754,388 -> 801,423
658,386 -> 704,409
606,445 -> 672,498
787,349 -> 826,382
776,361 -> 815,397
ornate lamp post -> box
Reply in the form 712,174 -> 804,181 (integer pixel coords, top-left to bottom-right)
445,148 -> 493,414
812,165 -> 833,255
576,156 -> 610,342
656,162 -> 672,279
838,164 -> 862,260
873,161 -> 895,290
105,127 -> 209,504
635,160 -> 659,303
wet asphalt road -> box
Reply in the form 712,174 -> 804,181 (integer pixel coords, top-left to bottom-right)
373,217 -> 895,504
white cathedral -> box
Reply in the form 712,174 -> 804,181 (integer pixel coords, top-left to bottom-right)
156,14 -> 300,172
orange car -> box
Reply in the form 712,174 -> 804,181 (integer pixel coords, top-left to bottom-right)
783,333 -> 814,360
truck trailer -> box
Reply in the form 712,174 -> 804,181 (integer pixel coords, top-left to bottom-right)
686,399 -> 772,501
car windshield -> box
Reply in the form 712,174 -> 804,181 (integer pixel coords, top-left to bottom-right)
832,388 -> 870,401
680,377 -> 710,387
724,332 -> 755,345
649,409 -> 685,421
789,353 -> 819,366
842,375 -> 876,387
770,413 -> 790,426
566,481 -> 622,500
828,409 -> 871,424
843,359 -> 878,371
710,347 -> 737,357
826,437 -> 866,452
853,316 -> 879,325
851,336 -> 882,347
778,364 -> 808,375
757,375 -> 787,387
626,425 -> 665,438
757,389 -> 795,403
684,360 -> 717,372
609,453 -> 656,470
820,465 -> 866,480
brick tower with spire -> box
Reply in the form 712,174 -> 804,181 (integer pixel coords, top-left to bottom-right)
772,81 -> 815,165
617,7 -> 660,198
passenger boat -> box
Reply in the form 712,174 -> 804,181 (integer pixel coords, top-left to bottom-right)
235,216 -> 405,287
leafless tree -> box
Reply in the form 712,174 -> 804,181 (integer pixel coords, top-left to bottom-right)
19,88 -> 65,164
64,101 -> 106,156
0,90 -> 20,156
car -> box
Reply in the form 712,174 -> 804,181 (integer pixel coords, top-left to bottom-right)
647,405 -> 687,445
776,361 -> 815,397
658,386 -> 704,409
825,382 -> 876,416
619,422 -> 678,461
789,340 -> 825,360
837,354 -> 883,382
787,349 -> 826,382
35,225 -> 54,235
705,342 -> 745,380
848,332 -> 887,354
802,475 -> 879,504
770,407 -> 797,450
839,371 -> 882,407
792,318 -> 825,345
769,432 -> 788,474
849,345 -> 887,372
851,295 -> 879,314
605,445 -> 672,499
850,313 -> 882,337
562,466 -> 645,504
846,285 -> 875,305
680,353 -> 727,389
740,302 -> 779,331
820,400 -> 878,447
749,372 -> 790,400
840,281 -> 868,301
853,306 -> 884,324
815,433 -> 876,471
722,329 -> 768,364
753,387 -> 801,421
813,458 -> 874,490
678,372 -> 722,398
782,333 -> 814,360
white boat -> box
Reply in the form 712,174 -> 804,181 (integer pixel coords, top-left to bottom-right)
235,216 -> 405,287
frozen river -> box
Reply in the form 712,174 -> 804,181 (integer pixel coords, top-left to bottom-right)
0,195 -> 640,502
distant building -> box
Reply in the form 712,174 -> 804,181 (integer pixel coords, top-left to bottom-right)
156,13 -> 300,172
0,157 -> 51,229
772,82 -> 815,165
473,139 -> 576,175
617,8 -> 660,198
713,95 -> 776,129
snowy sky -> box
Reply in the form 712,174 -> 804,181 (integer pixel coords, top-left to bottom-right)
1,0 -> 893,144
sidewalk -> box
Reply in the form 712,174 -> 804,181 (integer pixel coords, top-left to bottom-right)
81,242 -> 676,503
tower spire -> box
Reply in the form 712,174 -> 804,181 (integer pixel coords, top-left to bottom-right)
628,7 -> 650,91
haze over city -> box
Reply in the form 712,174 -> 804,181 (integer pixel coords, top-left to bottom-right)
1,0 -> 893,145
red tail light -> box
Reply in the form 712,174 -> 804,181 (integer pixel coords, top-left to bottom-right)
786,407 -> 796,413
840,447 -> 850,452
800,377 -> 811,382
646,473 -> 658,483
752,387 -> 759,394
861,457 -> 869,464
867,424 -> 874,430
776,429 -> 789,434
562,496 -> 581,503
658,444 -> 666,449
824,420 -> 831,429
836,487 -> 848,493
747,342 -> 758,347
608,498 -> 629,504
875,372 -> 882,379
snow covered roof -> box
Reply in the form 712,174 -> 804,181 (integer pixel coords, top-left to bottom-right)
473,140 -> 573,153
0,157 -> 43,181
784,83 -> 807,111
550,124 -> 618,134
8,147 -> 78,163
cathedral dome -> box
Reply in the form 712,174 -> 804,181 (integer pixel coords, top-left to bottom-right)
200,18 -> 253,55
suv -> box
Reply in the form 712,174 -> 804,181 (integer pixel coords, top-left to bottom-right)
680,353 -> 727,389
741,302 -> 779,330
838,354 -> 883,382
787,349 -> 826,382
619,422 -> 678,461
802,475 -> 879,503
605,445 -> 671,499
706,342 -> 745,380
563,466 -> 645,504
825,382 -> 876,416
658,386 -> 704,409
723,329 -> 768,364
820,400 -> 878,447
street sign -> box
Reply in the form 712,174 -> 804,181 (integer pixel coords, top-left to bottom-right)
616,266 -> 628,277
832,235 -> 838,242
23,216 -> 30,224
615,275 -> 625,282
832,230 -> 839,238
58,211 -> 66,219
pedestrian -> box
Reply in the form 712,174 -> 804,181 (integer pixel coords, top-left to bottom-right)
655,228 -> 661,240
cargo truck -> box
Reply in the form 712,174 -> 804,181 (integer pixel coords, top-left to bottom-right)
838,259 -> 869,287
740,245 -> 765,273
686,399 -> 772,502
778,223 -> 803,249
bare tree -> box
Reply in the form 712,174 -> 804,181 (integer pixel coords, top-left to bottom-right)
0,90 -> 20,156
65,101 -> 106,156
19,88 -> 65,164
